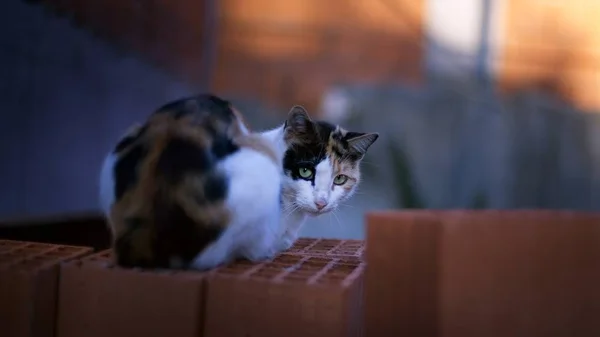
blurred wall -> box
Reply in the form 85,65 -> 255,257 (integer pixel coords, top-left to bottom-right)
497,0 -> 600,112
212,0 -> 425,113
0,0 -> 192,220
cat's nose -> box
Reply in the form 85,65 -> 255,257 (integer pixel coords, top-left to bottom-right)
315,200 -> 328,210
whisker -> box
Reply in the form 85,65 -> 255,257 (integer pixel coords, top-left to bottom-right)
281,203 -> 300,219
332,211 -> 343,230
360,160 -> 382,169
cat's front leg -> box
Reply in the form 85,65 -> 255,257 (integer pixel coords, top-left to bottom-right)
273,211 -> 308,253
275,231 -> 299,252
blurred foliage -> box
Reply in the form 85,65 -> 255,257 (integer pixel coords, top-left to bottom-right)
387,139 -> 425,209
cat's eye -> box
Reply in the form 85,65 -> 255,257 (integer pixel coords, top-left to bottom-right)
333,174 -> 348,185
298,167 -> 314,179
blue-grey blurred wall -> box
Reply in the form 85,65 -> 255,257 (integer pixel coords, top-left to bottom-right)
0,0 -> 192,220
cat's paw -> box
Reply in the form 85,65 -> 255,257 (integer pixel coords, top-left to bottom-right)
242,247 -> 278,263
273,235 -> 296,254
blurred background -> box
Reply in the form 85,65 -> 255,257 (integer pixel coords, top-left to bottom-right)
2,0 -> 600,240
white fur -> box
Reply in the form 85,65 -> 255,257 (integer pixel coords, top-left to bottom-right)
99,151 -> 118,216
189,147 -> 282,269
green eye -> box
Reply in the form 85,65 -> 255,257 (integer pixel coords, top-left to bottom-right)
298,167 -> 314,179
333,174 -> 348,185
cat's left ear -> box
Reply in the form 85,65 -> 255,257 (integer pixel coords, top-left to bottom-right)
346,132 -> 379,157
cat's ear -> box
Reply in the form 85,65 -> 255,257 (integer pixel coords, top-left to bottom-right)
346,132 -> 379,157
284,105 -> 312,132
284,105 -> 314,143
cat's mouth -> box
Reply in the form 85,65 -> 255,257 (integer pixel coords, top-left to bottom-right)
306,208 -> 332,216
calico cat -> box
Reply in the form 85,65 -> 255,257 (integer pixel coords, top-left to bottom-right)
260,106 -> 379,252
98,94 -> 283,270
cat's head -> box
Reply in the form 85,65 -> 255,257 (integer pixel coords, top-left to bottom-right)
281,106 -> 379,215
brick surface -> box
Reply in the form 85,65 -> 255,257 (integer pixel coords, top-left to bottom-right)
285,238 -> 365,260
204,254 -> 364,337
56,249 -> 206,337
365,210 -> 600,337
0,240 -> 93,337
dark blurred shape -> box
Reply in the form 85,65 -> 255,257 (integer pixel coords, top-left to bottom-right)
0,212 -> 110,250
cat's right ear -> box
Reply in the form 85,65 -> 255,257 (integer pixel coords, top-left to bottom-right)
285,105 -> 312,130
284,105 -> 314,142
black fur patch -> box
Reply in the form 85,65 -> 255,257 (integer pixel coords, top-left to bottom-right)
153,203 -> 224,268
211,136 -> 239,159
202,171 -> 229,203
114,217 -> 152,268
154,94 -> 235,125
113,126 -> 148,153
156,138 -> 214,184
282,121 -> 336,183
113,144 -> 148,201
114,203 -> 225,269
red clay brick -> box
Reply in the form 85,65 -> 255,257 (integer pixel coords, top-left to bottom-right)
285,238 -> 365,260
0,240 -> 93,337
204,253 -> 364,337
365,210 -> 600,337
56,249 -> 206,337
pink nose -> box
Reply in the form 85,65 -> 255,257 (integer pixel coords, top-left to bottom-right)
315,200 -> 328,210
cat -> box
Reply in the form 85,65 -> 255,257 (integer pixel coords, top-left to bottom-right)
98,93 -> 284,270
260,105 -> 379,252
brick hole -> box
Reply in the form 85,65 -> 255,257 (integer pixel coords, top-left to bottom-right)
314,274 -> 347,285
272,255 -> 302,265
0,242 -> 25,252
332,249 -> 359,255
336,257 -> 362,264
4,248 -> 24,255
26,243 -> 54,249
84,252 -> 112,262
283,272 -> 312,283
18,258 -> 48,270
309,248 -> 335,253
286,247 -> 306,253
30,254 -> 55,262
312,242 -> 336,248
319,239 -> 340,245
252,266 -> 283,277
288,269 -> 316,278
288,270 -> 313,278
53,246 -> 82,254
306,257 -> 331,264
327,264 -> 358,275
260,263 -> 287,271
299,260 -> 328,270
44,251 -> 67,258
294,238 -> 316,245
